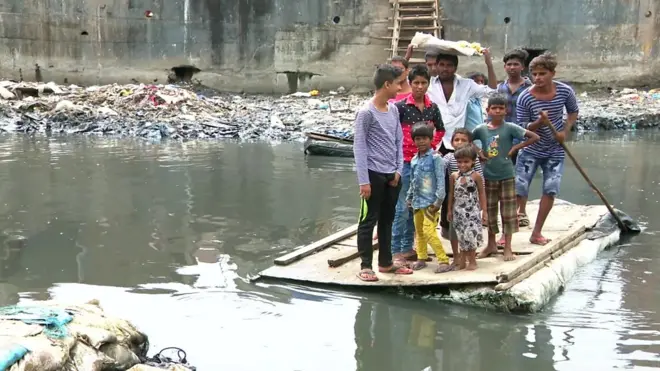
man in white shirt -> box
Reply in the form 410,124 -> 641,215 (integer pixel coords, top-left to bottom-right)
427,49 -> 498,240
427,49 -> 498,154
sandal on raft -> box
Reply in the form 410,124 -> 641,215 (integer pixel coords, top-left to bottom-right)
379,264 -> 413,275
411,260 -> 427,270
435,263 -> 455,273
518,213 -> 530,227
357,269 -> 379,282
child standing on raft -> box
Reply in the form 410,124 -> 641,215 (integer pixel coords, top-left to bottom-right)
447,146 -> 487,270
442,128 -> 483,268
353,64 -> 414,282
472,94 -> 540,261
406,122 -> 453,273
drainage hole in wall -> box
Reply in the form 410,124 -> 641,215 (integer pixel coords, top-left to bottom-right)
646,10 -> 652,17
81,31 -> 89,36
169,65 -> 201,83
522,48 -> 547,75
332,16 -> 341,24
504,16 -> 511,24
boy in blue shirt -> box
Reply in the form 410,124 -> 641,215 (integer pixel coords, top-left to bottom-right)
406,122 -> 453,273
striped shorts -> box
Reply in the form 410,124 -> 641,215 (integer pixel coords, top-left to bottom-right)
485,178 -> 518,235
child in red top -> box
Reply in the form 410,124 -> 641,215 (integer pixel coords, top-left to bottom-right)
390,64 -> 444,265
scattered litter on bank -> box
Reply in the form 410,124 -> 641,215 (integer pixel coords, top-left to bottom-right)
0,80 -> 657,142
0,300 -> 195,371
576,88 -> 660,131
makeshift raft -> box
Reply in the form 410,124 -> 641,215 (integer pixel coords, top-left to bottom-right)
256,200 -> 625,313
0,300 -> 194,371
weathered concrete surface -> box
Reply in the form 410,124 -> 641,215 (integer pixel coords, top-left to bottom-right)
448,0 -> 660,86
0,0 -> 391,93
0,0 -> 658,92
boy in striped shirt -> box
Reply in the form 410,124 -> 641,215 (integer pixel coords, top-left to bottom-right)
353,64 -> 414,282
514,52 -> 579,246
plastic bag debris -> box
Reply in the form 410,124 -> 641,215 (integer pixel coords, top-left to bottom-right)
0,300 -> 195,371
575,88 -> 660,131
0,79 -> 655,142
0,80 -> 368,142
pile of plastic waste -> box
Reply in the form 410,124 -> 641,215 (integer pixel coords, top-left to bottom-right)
0,300 -> 195,371
576,88 -> 660,131
0,80 -> 362,142
0,80 -> 657,142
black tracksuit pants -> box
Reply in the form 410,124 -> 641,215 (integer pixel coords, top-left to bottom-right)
357,170 -> 401,270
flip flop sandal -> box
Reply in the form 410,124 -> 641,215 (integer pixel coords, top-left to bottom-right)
394,258 -> 411,269
518,213 -> 530,227
496,236 -> 506,249
379,264 -> 413,275
412,260 -> 427,270
435,264 -> 455,273
357,269 -> 379,282
402,251 -> 418,261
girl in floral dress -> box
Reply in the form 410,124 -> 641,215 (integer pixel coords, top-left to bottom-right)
447,146 -> 487,270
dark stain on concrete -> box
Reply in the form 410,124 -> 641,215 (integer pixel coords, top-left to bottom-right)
199,0 -> 274,66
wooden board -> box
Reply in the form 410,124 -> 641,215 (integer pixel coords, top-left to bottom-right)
259,204 -> 609,287
273,224 -> 357,266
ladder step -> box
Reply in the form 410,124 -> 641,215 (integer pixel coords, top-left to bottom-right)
390,0 -> 436,3
398,6 -> 435,12
389,26 -> 438,31
392,15 -> 436,21
376,35 -> 415,41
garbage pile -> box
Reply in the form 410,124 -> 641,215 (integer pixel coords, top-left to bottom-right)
0,300 -> 195,371
0,80 -> 658,142
0,81 -> 363,142
576,88 -> 660,131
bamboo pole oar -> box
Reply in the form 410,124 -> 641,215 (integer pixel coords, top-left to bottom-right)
545,122 -> 629,233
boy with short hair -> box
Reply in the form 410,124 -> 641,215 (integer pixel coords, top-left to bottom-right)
471,94 -> 540,261
354,64 -> 414,282
406,122 -> 452,273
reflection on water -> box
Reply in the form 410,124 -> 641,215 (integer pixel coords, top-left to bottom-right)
0,131 -> 658,370
354,296 -> 557,371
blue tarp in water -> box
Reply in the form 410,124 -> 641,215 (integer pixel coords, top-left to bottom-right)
0,306 -> 73,339
0,343 -> 29,370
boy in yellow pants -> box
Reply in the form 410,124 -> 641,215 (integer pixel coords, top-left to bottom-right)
406,122 -> 453,273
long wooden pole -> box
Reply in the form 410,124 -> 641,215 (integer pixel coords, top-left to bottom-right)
545,123 -> 628,232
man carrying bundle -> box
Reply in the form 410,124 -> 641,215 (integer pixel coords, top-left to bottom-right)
426,49 -> 498,238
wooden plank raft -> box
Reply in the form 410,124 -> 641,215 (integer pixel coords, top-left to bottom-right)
259,204 -> 609,288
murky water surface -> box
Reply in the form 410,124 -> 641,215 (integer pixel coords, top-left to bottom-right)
0,131 -> 658,370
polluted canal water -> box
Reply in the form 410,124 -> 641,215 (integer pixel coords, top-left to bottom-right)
0,130 -> 657,370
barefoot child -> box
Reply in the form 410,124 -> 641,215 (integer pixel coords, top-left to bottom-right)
354,64 -> 414,282
471,94 -> 540,261
442,128 -> 483,268
405,123 -> 452,273
447,146 -> 487,270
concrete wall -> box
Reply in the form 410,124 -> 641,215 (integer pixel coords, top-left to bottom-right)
445,0 -> 660,86
0,0 -> 392,92
0,0 -> 658,92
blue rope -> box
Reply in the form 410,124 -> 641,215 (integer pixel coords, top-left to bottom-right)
0,306 -> 74,339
